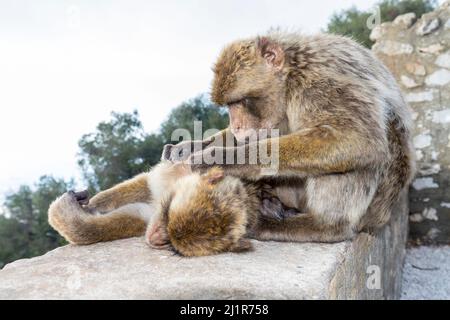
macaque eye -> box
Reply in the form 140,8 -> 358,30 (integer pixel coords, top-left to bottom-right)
228,100 -> 241,108
229,98 -> 249,108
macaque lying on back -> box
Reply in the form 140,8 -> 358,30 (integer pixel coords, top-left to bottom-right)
49,161 -> 267,256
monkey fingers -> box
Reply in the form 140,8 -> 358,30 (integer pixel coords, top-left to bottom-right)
260,197 -> 284,221
282,208 -> 303,219
260,187 -> 276,200
162,143 -> 190,163
187,149 -> 214,173
187,146 -> 243,172
162,139 -> 215,163
260,196 -> 303,221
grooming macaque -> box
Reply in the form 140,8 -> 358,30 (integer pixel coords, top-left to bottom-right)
164,30 -> 415,241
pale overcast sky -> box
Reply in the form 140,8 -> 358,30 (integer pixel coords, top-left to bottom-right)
0,0 -> 421,195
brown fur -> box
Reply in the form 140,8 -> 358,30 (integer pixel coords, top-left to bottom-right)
164,168 -> 260,256
86,173 -> 151,213
50,31 -> 416,256
48,164 -> 261,256
166,31 -> 416,243
48,163 -> 180,246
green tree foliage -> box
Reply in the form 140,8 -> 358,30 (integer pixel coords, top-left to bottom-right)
326,0 -> 437,47
78,95 -> 228,191
0,94 -> 227,269
78,110 -> 154,191
0,176 -> 71,268
0,216 -> 26,268
160,95 -> 228,143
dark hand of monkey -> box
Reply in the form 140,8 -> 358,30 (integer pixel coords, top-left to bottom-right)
187,147 -> 218,173
161,144 -> 186,162
161,129 -> 231,164
259,196 -> 302,221
187,145 -> 262,179
188,146 -> 241,170
162,139 -> 214,163
68,190 -> 90,206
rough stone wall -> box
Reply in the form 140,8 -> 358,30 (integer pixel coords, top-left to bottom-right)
371,1 -> 450,244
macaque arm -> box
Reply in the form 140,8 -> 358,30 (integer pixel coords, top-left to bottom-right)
48,193 -> 151,245
271,126 -> 386,175
85,173 -> 151,213
192,125 -> 386,179
162,128 -> 233,162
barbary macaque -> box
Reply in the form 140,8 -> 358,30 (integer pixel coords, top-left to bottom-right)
49,162 -> 272,256
49,30 -> 415,256
163,30 -> 416,241
49,162 -> 187,248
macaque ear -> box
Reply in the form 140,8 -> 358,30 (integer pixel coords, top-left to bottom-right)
257,37 -> 285,70
203,167 -> 225,185
230,239 -> 253,253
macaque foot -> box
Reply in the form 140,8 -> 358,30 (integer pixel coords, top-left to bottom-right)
48,191 -> 91,229
68,190 -> 90,206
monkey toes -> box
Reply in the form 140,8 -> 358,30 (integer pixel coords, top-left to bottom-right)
68,190 -> 90,206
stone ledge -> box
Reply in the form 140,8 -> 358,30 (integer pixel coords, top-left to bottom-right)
0,192 -> 408,300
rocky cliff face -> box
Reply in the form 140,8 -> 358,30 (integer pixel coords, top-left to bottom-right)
372,1 -> 450,244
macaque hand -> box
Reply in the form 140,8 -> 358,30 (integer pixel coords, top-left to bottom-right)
161,142 -> 190,163
259,195 -> 301,220
187,146 -> 237,173
187,147 -> 214,173
68,190 -> 90,206
161,139 -> 211,163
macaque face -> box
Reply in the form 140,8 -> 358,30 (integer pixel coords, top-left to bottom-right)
212,38 -> 288,142
227,95 -> 283,143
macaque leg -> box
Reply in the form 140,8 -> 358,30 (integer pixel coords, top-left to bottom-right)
80,173 -> 151,213
49,192 -> 151,245
252,214 -> 354,243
